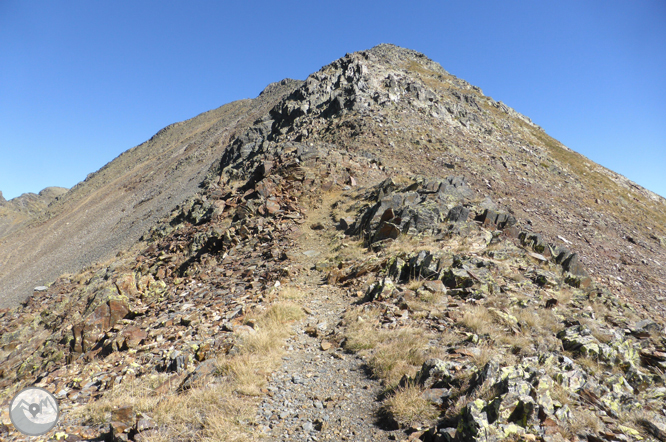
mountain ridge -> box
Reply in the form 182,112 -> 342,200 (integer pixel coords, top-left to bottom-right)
0,79 -> 302,308
1,44 -> 666,441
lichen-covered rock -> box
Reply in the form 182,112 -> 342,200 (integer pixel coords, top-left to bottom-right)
457,399 -> 491,442
413,358 -> 460,389
555,369 -> 587,392
532,374 -> 556,415
520,232 -> 551,256
557,325 -> 601,357
612,339 -> 641,368
501,394 -> 535,427
364,277 -> 396,301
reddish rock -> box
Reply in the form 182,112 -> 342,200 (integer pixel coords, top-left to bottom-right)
115,273 -> 139,297
379,208 -> 395,223
120,326 -> 147,349
72,298 -> 129,353
110,406 -> 135,441
109,299 -> 130,325
265,198 -> 281,215
372,222 -> 400,242
112,405 -> 135,423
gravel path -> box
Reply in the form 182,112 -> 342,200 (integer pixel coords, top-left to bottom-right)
255,286 -> 396,441
254,203 -> 397,441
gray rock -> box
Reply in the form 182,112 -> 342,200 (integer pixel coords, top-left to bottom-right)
457,399 -> 490,442
447,205 -> 470,222
561,253 -> 587,277
519,232 -> 550,255
413,358 -> 459,388
557,325 -> 600,357
478,209 -> 516,230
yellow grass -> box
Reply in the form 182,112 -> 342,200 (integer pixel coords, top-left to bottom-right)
383,384 -> 440,428
75,302 -> 304,440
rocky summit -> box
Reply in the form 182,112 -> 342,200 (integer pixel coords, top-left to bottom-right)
1,44 -> 666,442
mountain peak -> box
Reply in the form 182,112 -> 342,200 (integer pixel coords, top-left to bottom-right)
2,46 -> 666,441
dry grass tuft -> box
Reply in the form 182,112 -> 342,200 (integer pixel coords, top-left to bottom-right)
513,306 -> 560,335
383,384 -> 440,428
458,305 -> 495,335
223,302 -> 305,394
76,302 -> 304,440
75,376 -> 256,441
368,328 -> 432,386
384,233 -> 441,256
406,279 -> 424,291
577,356 -> 603,376
255,302 -> 305,326
514,307 -> 539,329
344,307 -> 440,387
566,406 -> 603,437
555,288 -> 574,305
279,285 -> 306,300
469,345 -> 494,368
444,393 -> 472,421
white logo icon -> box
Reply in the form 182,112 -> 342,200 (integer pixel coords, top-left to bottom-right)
9,387 -> 60,436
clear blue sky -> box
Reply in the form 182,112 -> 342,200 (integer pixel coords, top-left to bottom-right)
1,1 -> 664,200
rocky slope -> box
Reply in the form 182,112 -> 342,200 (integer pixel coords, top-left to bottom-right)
0,79 -> 301,308
0,187 -> 68,240
1,44 -> 666,442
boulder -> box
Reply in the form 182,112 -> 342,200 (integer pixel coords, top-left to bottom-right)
110,406 -> 135,441
118,326 -> 147,350
72,297 -> 130,353
519,232 -> 550,256
447,205 -> 470,222
457,399 -> 491,442
365,277 -> 396,301
115,273 -> 139,298
372,221 -> 401,243
557,326 -> 601,357
561,253 -> 587,277
354,175 -> 472,242
478,209 -> 516,230
178,359 -> 217,391
413,359 -> 459,388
